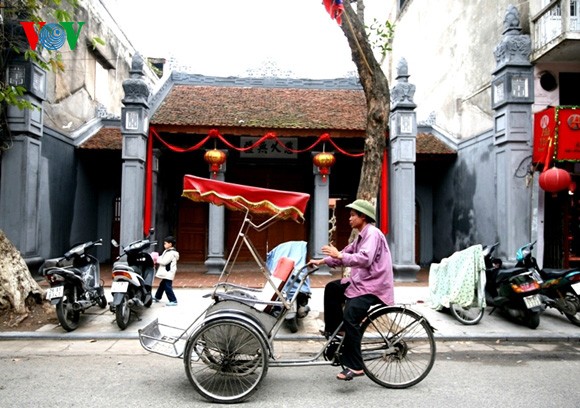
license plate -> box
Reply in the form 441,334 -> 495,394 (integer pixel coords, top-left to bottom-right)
572,282 -> 580,295
46,286 -> 64,300
111,281 -> 129,293
523,294 -> 542,309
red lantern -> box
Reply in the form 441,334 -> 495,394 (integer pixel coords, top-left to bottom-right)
539,167 -> 572,193
313,152 -> 336,182
204,149 -> 226,178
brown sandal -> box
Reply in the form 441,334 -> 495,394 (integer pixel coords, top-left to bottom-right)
337,368 -> 364,381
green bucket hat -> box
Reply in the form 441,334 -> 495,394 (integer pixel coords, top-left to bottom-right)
346,199 -> 376,222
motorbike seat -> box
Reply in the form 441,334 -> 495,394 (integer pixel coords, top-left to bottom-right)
495,267 -> 528,283
541,268 -> 580,280
113,264 -> 135,273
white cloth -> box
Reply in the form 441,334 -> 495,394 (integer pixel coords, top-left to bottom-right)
428,244 -> 486,310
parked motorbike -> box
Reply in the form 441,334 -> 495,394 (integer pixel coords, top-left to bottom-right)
41,239 -> 107,332
484,243 -> 544,329
515,241 -> 580,326
265,241 -> 311,333
110,230 -> 156,330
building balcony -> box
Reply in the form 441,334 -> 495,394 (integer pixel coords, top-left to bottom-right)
531,0 -> 580,62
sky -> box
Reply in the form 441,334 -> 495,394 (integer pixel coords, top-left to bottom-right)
103,0 -> 386,79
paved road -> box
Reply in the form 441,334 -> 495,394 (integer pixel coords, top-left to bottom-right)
1,339 -> 579,407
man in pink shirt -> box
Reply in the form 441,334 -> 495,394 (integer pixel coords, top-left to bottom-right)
308,199 -> 394,381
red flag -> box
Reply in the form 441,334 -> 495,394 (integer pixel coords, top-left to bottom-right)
323,0 -> 344,25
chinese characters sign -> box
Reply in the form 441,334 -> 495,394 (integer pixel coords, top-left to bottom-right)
533,106 -> 580,163
240,137 -> 297,159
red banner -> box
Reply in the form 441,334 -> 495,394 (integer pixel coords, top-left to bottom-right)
533,106 -> 580,165
533,107 -> 556,164
555,107 -> 580,161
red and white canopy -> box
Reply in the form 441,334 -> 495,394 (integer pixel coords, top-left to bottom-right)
182,175 -> 310,222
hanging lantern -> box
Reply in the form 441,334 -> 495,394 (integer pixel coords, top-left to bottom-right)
204,148 -> 226,178
539,167 -> 571,193
313,152 -> 336,182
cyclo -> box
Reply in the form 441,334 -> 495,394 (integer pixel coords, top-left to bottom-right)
138,175 -> 436,404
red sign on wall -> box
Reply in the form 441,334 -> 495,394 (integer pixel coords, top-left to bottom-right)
556,108 -> 580,161
533,106 -> 580,164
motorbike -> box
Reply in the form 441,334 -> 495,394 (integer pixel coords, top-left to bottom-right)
265,240 -> 311,333
515,241 -> 580,327
41,239 -> 107,332
110,230 -> 156,330
484,243 -> 544,329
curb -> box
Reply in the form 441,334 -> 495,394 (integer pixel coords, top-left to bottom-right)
2,331 -> 579,343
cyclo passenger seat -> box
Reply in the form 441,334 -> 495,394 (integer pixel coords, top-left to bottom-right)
258,256 -> 295,313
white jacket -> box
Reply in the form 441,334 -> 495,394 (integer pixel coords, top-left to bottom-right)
156,248 -> 180,281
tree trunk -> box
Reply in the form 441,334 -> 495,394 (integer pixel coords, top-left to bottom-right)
0,229 -> 46,319
339,1 -> 390,202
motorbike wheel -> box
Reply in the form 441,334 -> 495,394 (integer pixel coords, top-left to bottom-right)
285,316 -> 298,333
564,291 -> 580,327
450,303 -> 484,325
115,295 -> 131,330
524,311 -> 541,329
56,288 -> 80,332
97,295 -> 107,309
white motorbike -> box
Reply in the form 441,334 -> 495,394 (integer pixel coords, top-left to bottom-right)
110,230 -> 156,330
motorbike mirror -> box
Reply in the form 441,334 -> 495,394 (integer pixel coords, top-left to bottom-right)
111,239 -> 119,248
147,227 -> 155,238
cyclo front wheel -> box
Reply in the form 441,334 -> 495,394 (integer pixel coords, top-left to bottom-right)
360,306 -> 436,388
183,318 -> 269,404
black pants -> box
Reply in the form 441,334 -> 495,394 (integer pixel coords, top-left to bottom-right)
324,279 -> 381,371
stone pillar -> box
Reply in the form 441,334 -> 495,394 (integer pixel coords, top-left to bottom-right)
389,58 -> 420,281
205,164 -> 226,275
0,60 -> 46,265
120,54 -> 150,245
491,5 -> 534,262
310,153 -> 331,275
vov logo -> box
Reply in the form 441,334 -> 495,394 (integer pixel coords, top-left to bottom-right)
20,22 -> 85,51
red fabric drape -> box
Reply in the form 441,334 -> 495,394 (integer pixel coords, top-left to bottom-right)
143,127 -> 364,231
143,131 -> 153,236
380,148 -> 389,234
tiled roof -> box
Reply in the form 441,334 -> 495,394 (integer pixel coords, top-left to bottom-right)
151,85 -> 367,130
417,132 -> 456,155
78,127 -> 122,150
80,127 -> 457,156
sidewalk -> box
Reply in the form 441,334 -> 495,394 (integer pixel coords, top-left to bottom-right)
3,267 -> 580,343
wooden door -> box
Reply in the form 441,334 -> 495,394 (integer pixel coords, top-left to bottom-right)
225,166 -> 310,261
177,198 -> 207,262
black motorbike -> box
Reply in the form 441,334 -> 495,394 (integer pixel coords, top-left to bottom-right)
516,241 -> 580,326
110,231 -> 156,330
484,243 -> 544,329
41,239 -> 107,332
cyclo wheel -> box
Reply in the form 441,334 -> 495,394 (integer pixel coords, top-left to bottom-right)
449,302 -> 484,325
360,306 -> 436,389
183,318 -> 269,404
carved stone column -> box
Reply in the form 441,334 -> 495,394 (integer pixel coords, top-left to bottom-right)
389,59 -> 420,281
0,60 -> 46,266
311,152 -> 331,275
491,5 -> 534,262
205,163 -> 227,275
120,54 -> 150,245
